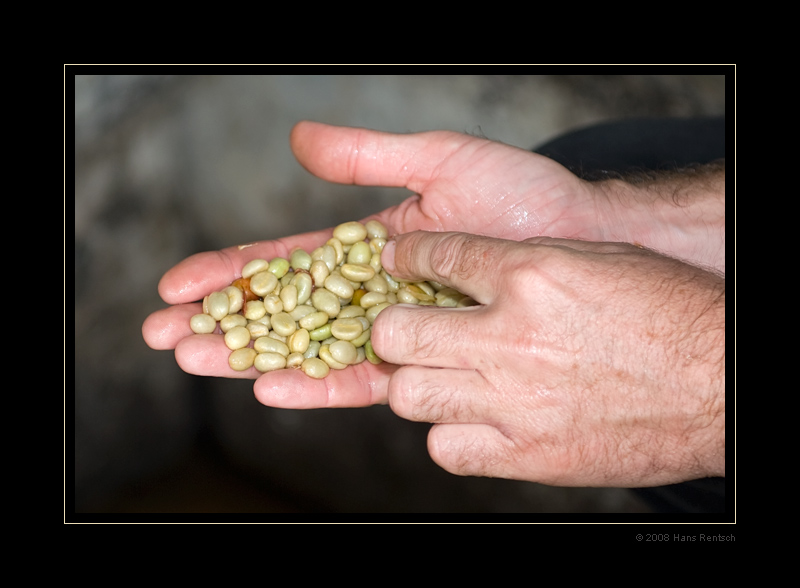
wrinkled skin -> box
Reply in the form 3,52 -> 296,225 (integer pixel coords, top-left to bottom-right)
142,121 -> 725,487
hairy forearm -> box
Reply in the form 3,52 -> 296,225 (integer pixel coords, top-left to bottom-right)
593,160 -> 726,274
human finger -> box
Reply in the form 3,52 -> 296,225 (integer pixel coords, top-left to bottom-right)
380,231 -> 527,305
290,120 -> 475,194
253,360 -> 397,409
142,302 -> 204,350
387,365 -> 491,423
371,303 -> 486,369
426,423 -> 540,481
157,228 -> 337,305
174,333 -> 260,379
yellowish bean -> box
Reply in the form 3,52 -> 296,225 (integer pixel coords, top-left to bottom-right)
250,271 -> 279,297
254,337 -> 290,357
365,219 -> 388,240
255,352 -> 287,373
288,328 -> 310,354
330,317 -> 364,341
270,312 -> 297,337
301,357 -> 330,379
190,313 -> 216,334
333,221 -> 368,245
229,348 -> 257,371
224,326 -> 251,350
340,263 -> 375,282
241,259 -> 269,279
329,340 -> 358,365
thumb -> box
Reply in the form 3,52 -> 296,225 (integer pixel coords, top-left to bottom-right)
381,231 -> 520,305
289,121 -> 472,191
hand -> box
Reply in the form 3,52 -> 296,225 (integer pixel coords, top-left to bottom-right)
373,231 -> 725,487
142,120 -> 726,471
143,121 -> 609,404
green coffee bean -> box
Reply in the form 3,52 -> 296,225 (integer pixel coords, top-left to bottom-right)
242,258 -> 269,279
364,340 -> 382,364
402,284 -> 435,302
246,321 -> 270,339
250,271 -> 279,297
329,340 -> 358,365
299,310 -> 331,331
290,248 -> 312,271
268,331 -> 287,343
244,299 -> 267,320
350,326 -> 371,348
359,291 -> 387,308
319,344 -> 348,370
310,259 -> 330,287
366,302 -> 391,324
309,323 -> 332,341
365,220 -> 388,240
363,274 -> 388,294
280,271 -> 294,287
224,326 -> 251,350
263,294 -> 283,315
369,252 -> 382,275
190,313 -> 217,334
312,244 -> 337,272
292,272 -> 313,305
396,287 -> 420,304
287,328 -> 310,354
229,348 -> 257,371
381,270 -> 401,292
220,313 -> 248,332
254,337 -> 290,357
369,237 -> 387,254
324,273 -> 355,299
270,312 -> 297,337
288,303 -> 316,322
280,284 -> 298,312
346,241 -> 371,265
222,286 -> 244,314
337,305 -> 366,318
268,257 -> 290,279
340,263 -> 375,282
255,352 -> 287,372
303,340 -> 321,359
330,317 -> 364,341
333,221 -> 367,245
207,291 -> 230,321
286,352 -> 305,369
301,357 -> 330,379
311,288 -> 340,318
327,237 -> 345,266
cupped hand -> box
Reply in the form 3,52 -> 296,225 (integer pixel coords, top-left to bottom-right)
373,231 -> 725,487
143,121 -> 608,407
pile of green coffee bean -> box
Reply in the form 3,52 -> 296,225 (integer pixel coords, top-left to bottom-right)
189,220 -> 476,378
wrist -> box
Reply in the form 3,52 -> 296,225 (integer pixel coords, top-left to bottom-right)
591,162 -> 726,273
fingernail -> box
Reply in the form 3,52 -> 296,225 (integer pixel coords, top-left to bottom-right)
381,239 -> 396,273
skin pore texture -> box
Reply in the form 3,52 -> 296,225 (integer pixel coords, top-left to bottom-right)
142,121 -> 725,488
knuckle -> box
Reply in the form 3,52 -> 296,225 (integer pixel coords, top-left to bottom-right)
388,367 -> 457,423
396,232 -> 497,285
428,233 -> 492,284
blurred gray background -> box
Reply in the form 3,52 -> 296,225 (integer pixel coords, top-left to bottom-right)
72,73 -> 727,515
